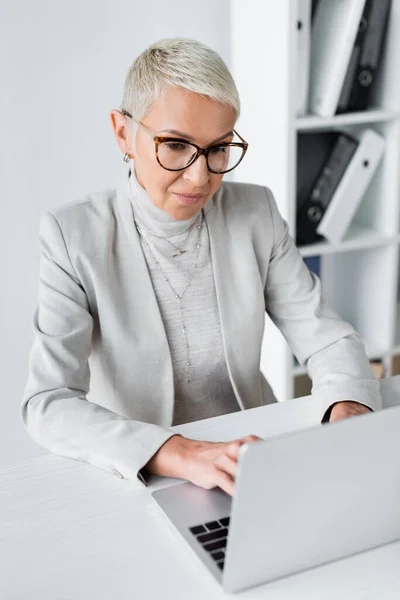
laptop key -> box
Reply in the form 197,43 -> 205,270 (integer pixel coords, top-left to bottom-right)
197,528 -> 228,544
219,517 -> 230,527
216,561 -> 225,570
205,520 -> 221,531
210,551 -> 225,562
203,538 -> 227,552
189,525 -> 207,535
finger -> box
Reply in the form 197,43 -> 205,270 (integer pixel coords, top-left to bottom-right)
239,434 -> 262,443
214,468 -> 235,497
215,452 -> 237,479
225,440 -> 242,460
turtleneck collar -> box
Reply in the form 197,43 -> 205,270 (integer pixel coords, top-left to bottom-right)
127,163 -> 201,238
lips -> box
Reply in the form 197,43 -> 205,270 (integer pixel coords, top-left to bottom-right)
174,193 -> 205,206
175,193 -> 204,198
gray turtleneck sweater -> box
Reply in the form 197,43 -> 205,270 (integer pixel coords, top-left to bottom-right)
128,168 -> 240,425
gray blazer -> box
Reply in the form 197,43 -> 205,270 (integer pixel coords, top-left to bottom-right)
22,172 -> 381,484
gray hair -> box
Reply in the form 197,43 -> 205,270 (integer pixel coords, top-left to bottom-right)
120,38 -> 240,146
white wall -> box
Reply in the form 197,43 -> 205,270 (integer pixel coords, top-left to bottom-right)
0,0 -> 231,465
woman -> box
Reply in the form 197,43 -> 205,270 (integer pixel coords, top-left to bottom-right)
22,38 -> 379,496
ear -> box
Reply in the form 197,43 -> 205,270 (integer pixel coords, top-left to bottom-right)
110,109 -> 134,158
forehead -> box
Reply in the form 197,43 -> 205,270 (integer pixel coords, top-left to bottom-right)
142,87 -> 237,145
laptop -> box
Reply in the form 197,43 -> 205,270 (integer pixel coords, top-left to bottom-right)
152,405 -> 400,593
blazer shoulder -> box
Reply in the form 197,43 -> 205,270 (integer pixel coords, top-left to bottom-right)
214,181 -> 275,220
219,180 -> 273,203
39,187 -> 120,269
48,187 -> 118,231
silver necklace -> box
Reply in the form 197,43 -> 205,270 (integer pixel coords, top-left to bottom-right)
134,212 -> 204,384
135,216 -> 200,258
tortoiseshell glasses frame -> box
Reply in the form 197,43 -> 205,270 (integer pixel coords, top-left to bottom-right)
122,109 -> 249,174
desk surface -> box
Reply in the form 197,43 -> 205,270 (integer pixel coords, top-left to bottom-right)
2,377 -> 400,600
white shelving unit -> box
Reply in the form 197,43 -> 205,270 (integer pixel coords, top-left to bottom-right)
231,0 -> 400,401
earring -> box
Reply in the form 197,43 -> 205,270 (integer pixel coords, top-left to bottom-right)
123,152 -> 131,163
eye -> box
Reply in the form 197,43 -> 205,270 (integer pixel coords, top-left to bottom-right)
164,141 -> 190,151
209,145 -> 227,155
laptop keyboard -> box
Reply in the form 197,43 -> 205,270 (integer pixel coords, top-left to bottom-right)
189,517 -> 230,571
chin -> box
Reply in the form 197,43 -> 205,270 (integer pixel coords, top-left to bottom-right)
170,205 -> 201,220
168,197 -> 207,220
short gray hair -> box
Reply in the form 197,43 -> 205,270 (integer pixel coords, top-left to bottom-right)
120,38 -> 240,144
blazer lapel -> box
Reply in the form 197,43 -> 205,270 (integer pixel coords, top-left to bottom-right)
114,171 -> 175,426
205,198 -> 266,411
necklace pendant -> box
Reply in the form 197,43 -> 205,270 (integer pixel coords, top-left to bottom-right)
172,249 -> 186,258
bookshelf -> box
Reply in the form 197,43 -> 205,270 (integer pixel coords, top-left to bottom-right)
230,0 -> 400,401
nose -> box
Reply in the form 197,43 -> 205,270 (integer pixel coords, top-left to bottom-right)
182,154 -> 209,188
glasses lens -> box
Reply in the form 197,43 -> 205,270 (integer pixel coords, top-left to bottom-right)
157,140 -> 245,173
158,141 -> 197,170
207,144 -> 244,173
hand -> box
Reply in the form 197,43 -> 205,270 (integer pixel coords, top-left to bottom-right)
329,400 -> 372,423
144,434 -> 261,496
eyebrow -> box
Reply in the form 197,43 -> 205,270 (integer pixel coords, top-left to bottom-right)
159,129 -> 234,144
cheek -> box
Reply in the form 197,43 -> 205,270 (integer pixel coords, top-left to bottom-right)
209,175 -> 224,196
150,172 -> 181,206
141,159 -> 177,193
161,172 -> 182,193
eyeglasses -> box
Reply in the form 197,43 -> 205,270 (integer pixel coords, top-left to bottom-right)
122,110 -> 248,174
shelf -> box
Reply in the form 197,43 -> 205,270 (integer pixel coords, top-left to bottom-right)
298,225 -> 395,258
232,0 -> 400,401
296,109 -> 398,131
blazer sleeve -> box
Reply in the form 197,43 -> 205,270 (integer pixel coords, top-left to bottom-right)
21,213 -> 176,485
263,188 -> 382,418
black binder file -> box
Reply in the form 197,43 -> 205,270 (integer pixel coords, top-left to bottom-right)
337,0 -> 391,113
304,255 -> 321,278
296,132 -> 358,246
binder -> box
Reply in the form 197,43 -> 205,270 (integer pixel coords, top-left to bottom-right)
316,128 -> 385,244
296,0 -> 312,117
296,132 -> 358,245
309,0 -> 366,117
311,0 -> 320,23
304,256 -> 321,278
337,0 -> 392,113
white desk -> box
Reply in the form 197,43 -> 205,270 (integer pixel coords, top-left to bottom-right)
2,376 -> 400,599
